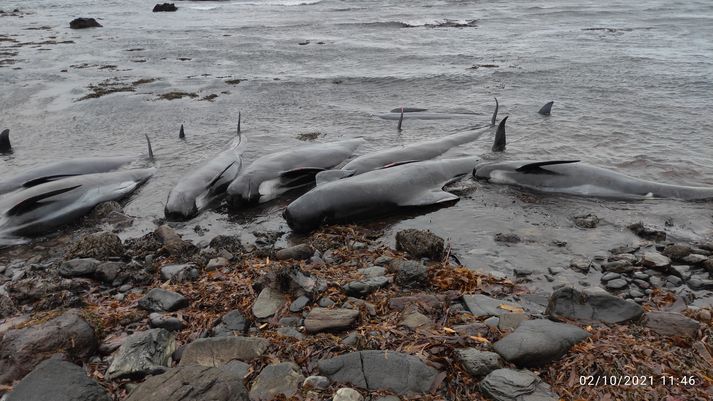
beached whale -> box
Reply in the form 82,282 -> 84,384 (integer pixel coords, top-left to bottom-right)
376,111 -> 478,121
473,160 -> 713,200
226,138 -> 365,206
165,131 -> 246,220
284,157 -> 478,232
0,129 -> 10,154
315,101 -> 501,184
0,135 -> 154,195
0,168 -> 155,244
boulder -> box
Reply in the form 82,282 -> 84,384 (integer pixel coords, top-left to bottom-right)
480,369 -> 559,401
342,276 -> 390,297
395,229 -> 445,260
275,244 -> 314,260
125,365 -> 248,401
493,319 -> 589,367
456,349 -> 503,377
66,232 -> 123,259
252,287 -> 285,318
59,258 -> 100,277
69,17 -> 102,29
153,3 -> 177,12
249,362 -> 304,401
7,358 -> 110,401
160,263 -> 199,283
394,260 -> 428,288
304,307 -> 359,333
643,311 -> 700,338
155,225 -> 197,256
546,286 -> 643,324
0,310 -> 97,384
106,329 -> 176,380
211,309 -> 247,336
148,313 -> 185,331
139,288 -> 189,312
573,213 -> 599,228
179,337 -> 269,367
641,251 -> 671,271
318,350 -> 439,394
463,294 -> 522,318
333,388 -> 363,401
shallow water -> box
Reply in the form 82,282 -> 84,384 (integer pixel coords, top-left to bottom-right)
1,0 -> 712,298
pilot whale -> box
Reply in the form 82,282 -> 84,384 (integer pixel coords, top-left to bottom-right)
0,168 -> 155,244
473,160 -> 713,200
0,129 -> 10,154
0,135 -> 154,195
166,130 -> 246,220
284,157 -> 478,232
315,100 -> 501,184
226,138 -> 365,206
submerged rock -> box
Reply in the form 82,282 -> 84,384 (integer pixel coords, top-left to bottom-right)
395,229 -> 445,260
493,319 -> 589,367
546,286 -> 643,324
628,222 -> 666,241
480,368 -> 559,401
249,362 -> 304,401
153,3 -> 177,12
7,358 -> 110,401
106,329 -> 176,380
125,365 -> 248,401
70,17 -> 102,29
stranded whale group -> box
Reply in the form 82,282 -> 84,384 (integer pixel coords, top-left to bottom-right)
2,98 -> 713,244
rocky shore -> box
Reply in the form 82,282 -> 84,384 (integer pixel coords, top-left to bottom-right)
0,203 -> 711,401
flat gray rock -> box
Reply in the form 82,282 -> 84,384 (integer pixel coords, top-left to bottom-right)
125,365 -> 248,401
212,309 -> 247,336
481,368 -> 559,401
456,348 -> 503,377
493,319 -> 589,367
275,244 -> 314,260
643,311 -> 700,338
138,288 -> 189,312
463,294 -> 522,318
318,350 -> 439,394
160,263 -> 199,283
107,328 -> 175,380
7,358 -> 110,401
546,286 -> 643,324
59,258 -> 100,277
342,276 -> 390,297
252,288 -> 285,319
249,362 -> 304,401
179,336 -> 270,367
304,307 -> 359,333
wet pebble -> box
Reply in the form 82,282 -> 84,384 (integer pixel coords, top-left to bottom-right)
605,278 -> 628,290
601,272 -> 621,282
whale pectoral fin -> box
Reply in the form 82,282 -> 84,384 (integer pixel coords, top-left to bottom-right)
381,160 -> 419,169
280,167 -> 325,187
316,169 -> 355,186
207,161 -> 237,192
399,189 -> 460,207
23,174 -> 79,188
515,160 -> 580,174
6,184 -> 81,216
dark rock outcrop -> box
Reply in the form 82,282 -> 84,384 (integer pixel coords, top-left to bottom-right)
395,229 -> 445,260
106,329 -> 176,380
70,18 -> 102,29
7,358 -> 110,401
493,319 -> 589,367
125,366 -> 248,401
546,286 -> 643,324
153,3 -> 177,12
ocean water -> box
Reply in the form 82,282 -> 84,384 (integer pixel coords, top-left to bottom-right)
1,0 -> 713,298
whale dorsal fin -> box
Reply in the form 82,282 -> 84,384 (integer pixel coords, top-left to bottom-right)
0,129 -> 10,153
6,184 -> 81,216
516,160 -> 579,174
538,101 -> 554,115
399,189 -> 460,207
492,116 -> 508,152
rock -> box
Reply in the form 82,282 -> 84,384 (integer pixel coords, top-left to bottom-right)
456,349 -> 503,377
374,255 -> 393,266
248,364 -> 304,401
493,319 -> 588,367
212,310 -> 247,336
395,229 -> 445,260
494,232 -> 521,244
703,258 -> 713,274
688,278 -> 713,290
179,337 -> 269,367
670,265 -> 691,281
333,388 -> 363,401
662,244 -> 693,261
643,311 -> 699,337
160,263 -> 199,283
682,254 -> 708,265
480,369 -> 559,401
665,276 -> 683,288
634,278 -> 651,289
139,288 -> 189,312
602,260 -> 634,273
357,266 -> 386,277
600,272 -> 621,282
633,271 -> 650,280
304,307 -> 359,333
95,261 -> 126,284
400,311 -> 432,330
224,360 -> 250,378
453,322 -> 489,336
153,3 -> 177,12
463,294 -> 522,318
209,235 -> 244,255
69,17 -> 102,29
7,358 -> 110,401
547,286 -> 643,324
389,293 -> 445,313
513,268 -> 533,277
628,222 -> 666,241
318,350 -> 439,394
319,297 -> 336,307
498,313 -> 528,331
155,225 -> 196,256
342,276 -> 390,297
373,397 -> 400,401
629,288 -> 645,299
66,232 -> 123,260
303,375 -> 330,390
605,278 -> 628,291
289,295 -> 310,312
642,251 -> 672,270
125,365 -> 248,401
569,257 -> 592,273
573,213 -> 599,228
277,326 -> 304,339
394,261 -> 428,288
59,258 -> 100,277
275,244 -> 314,260
107,329 -> 175,380
252,287 -> 285,318
206,257 -> 229,270
609,253 -> 638,263
148,313 -> 185,331
0,310 -> 97,384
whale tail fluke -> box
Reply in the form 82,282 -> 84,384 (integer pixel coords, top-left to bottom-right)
538,101 -> 554,116
0,129 -> 11,154
237,111 -> 241,134
491,97 -> 499,126
492,116 -> 507,152
179,124 -> 185,140
397,107 -> 404,131
145,134 -> 154,161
